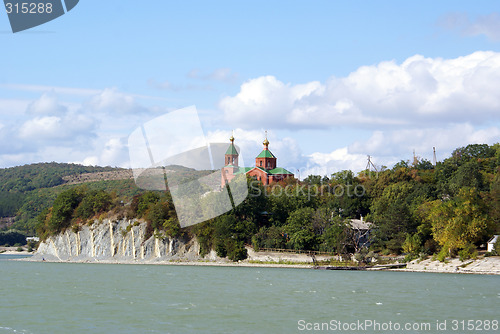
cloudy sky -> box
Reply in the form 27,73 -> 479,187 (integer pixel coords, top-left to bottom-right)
1,1 -> 500,178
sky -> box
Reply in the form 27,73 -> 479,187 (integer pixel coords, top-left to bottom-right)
1,1 -> 500,178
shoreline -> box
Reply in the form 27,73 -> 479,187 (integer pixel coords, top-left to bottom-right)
17,254 -> 314,269
0,246 -> 34,256
398,256 -> 500,275
11,251 -> 500,274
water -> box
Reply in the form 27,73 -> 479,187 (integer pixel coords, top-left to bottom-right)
0,255 -> 499,333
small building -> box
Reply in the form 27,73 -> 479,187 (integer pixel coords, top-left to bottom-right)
221,134 -> 294,187
349,217 -> 373,249
487,235 -> 499,253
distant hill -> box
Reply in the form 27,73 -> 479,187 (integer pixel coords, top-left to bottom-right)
0,162 -> 123,192
0,162 -> 214,234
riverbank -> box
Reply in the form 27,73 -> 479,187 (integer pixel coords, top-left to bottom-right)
0,246 -> 34,255
401,256 -> 500,275
18,247 -> 500,274
20,247 -> 321,269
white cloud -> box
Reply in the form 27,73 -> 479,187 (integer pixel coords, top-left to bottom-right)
439,12 -> 500,41
99,138 -> 128,167
299,148 -> 370,178
87,88 -> 147,114
26,93 -> 67,115
19,112 -> 96,142
348,124 -> 500,167
19,116 -> 62,139
82,156 -> 99,166
80,137 -> 128,167
220,51 -> 500,129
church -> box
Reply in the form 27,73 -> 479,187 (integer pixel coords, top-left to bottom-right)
221,133 -> 294,186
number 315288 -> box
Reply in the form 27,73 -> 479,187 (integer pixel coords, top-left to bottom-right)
5,3 -> 53,14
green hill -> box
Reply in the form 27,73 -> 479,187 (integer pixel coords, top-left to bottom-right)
0,162 -> 213,234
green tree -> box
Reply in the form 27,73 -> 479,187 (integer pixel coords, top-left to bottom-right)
402,233 -> 421,255
427,188 -> 489,255
370,182 -> 417,253
320,216 -> 350,254
74,189 -> 112,219
283,207 -> 317,250
48,187 -> 85,233
448,160 -> 486,195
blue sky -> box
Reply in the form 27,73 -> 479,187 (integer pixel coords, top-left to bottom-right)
1,1 -> 500,177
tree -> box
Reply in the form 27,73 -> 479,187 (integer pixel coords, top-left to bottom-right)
414,159 -> 434,171
451,144 -> 494,165
48,187 -> 85,233
402,233 -> 422,255
370,182 -> 417,253
74,190 -> 112,219
448,160 -> 486,195
427,188 -> 489,255
283,207 -> 317,250
133,191 -> 160,217
303,175 -> 329,186
320,216 -> 351,254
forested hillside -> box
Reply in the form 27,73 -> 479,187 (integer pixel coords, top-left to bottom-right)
33,143 -> 500,261
0,163 -> 216,235
0,163 -> 138,234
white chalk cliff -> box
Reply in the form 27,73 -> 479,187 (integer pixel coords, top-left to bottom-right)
33,219 -> 215,263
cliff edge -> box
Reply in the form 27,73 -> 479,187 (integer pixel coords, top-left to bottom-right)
31,219 -> 216,263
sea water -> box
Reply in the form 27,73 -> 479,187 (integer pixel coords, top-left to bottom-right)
0,254 -> 499,333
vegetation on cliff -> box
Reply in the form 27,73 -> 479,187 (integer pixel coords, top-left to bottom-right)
0,163 -> 138,234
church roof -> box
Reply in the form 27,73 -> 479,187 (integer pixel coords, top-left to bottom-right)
244,166 -> 293,175
225,143 -> 238,155
234,167 -> 253,175
256,149 -> 276,158
268,167 -> 293,175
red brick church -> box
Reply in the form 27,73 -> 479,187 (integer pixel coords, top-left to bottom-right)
221,133 -> 294,186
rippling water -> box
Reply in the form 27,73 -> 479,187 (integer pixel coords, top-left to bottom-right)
0,254 -> 499,333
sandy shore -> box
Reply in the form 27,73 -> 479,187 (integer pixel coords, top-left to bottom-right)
401,256 -> 500,275
0,246 -> 34,255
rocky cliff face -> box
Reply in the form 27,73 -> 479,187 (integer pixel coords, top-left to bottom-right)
34,219 -> 214,263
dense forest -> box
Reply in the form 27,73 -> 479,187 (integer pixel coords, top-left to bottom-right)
30,143 -> 500,261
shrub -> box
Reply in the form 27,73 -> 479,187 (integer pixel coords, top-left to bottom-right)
458,243 -> 477,261
354,247 -> 370,264
402,233 -> 421,255
227,240 -> 247,261
437,247 -> 448,262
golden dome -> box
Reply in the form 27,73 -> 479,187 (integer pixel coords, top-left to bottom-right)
230,135 -> 235,143
263,138 -> 269,146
